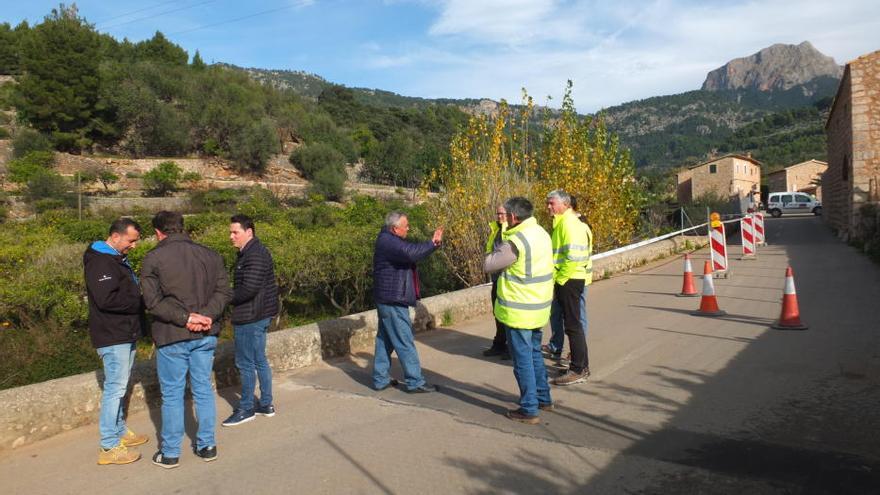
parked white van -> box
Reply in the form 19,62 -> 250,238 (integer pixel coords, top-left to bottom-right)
766,192 -> 822,217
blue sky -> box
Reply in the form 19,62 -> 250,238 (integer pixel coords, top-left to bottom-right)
3,0 -> 879,112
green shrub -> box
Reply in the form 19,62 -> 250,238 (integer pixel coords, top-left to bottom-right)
25,170 -> 70,203
142,161 -> 182,196
0,83 -> 14,110
227,118 -> 279,174
0,127 -> 9,139
310,164 -> 346,201
182,171 -> 202,183
6,151 -> 55,184
190,188 -> 241,211
289,142 -> 344,180
33,198 -> 69,213
236,187 -> 281,222
58,218 -> 108,243
125,171 -> 142,179
12,129 -> 53,159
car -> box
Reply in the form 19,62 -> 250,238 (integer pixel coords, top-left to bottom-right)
766,192 -> 822,218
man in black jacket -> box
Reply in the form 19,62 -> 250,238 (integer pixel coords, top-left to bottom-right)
84,218 -> 148,465
141,211 -> 232,469
222,214 -> 279,427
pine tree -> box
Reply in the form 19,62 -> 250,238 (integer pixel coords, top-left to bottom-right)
15,5 -> 105,150
191,50 -> 206,70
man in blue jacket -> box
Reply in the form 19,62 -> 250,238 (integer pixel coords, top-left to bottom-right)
84,218 -> 148,465
371,211 -> 443,393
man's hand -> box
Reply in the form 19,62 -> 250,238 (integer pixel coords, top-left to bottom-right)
186,313 -> 212,332
432,227 -> 444,246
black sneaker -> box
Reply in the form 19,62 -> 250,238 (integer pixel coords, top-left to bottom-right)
482,347 -> 507,357
255,404 -> 276,417
222,408 -> 255,427
405,384 -> 437,394
195,445 -> 217,462
374,378 -> 399,391
151,451 -> 179,469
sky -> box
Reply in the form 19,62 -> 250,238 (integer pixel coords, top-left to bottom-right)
3,0 -> 879,112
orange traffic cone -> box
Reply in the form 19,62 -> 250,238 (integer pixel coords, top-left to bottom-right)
677,254 -> 699,297
772,267 -> 808,330
692,261 -> 726,317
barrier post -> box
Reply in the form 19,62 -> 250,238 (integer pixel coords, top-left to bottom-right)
754,212 -> 766,246
740,215 -> 757,260
708,212 -> 729,278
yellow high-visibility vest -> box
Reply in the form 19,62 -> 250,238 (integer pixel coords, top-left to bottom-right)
551,209 -> 593,286
494,217 -> 554,330
484,221 -> 506,254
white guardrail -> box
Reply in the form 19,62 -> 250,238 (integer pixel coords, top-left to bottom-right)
593,214 -> 744,260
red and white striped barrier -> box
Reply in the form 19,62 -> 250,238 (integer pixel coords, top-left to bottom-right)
709,222 -> 729,278
754,212 -> 766,246
740,215 -> 757,260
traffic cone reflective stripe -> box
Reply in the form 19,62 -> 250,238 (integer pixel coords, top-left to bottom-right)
692,260 -> 726,317
677,254 -> 699,297
772,267 -> 808,330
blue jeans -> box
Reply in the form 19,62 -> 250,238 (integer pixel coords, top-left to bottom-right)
97,342 -> 137,449
506,327 -> 552,416
156,336 -> 217,458
549,285 -> 589,354
372,303 -> 426,391
234,318 -> 273,411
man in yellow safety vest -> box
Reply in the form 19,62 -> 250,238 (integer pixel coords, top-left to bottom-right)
483,197 -> 554,424
545,190 -> 591,386
481,204 -> 510,360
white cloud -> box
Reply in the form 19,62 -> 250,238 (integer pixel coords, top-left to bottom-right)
365,0 -> 880,111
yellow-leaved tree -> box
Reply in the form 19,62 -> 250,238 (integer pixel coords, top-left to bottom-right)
423,83 -> 643,287
539,81 -> 641,251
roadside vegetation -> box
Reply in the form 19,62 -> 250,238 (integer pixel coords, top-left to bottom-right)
0,192 -> 458,390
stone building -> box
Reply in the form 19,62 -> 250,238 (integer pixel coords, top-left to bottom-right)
824,50 -> 880,239
765,159 -> 828,199
676,154 -> 762,205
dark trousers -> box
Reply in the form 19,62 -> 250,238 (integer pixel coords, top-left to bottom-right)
554,279 -> 588,373
490,279 -> 507,350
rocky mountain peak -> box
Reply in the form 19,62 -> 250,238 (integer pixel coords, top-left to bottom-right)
701,41 -> 843,92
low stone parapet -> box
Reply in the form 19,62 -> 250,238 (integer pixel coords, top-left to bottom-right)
0,234 -> 705,452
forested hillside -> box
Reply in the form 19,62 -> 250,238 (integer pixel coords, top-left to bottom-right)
0,7 -> 470,199
601,78 -> 838,169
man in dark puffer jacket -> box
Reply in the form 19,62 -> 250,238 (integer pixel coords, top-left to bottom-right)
371,211 -> 443,393
222,214 -> 279,427
84,218 -> 148,465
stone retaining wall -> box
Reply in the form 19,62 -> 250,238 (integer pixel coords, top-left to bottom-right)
0,234 -> 706,452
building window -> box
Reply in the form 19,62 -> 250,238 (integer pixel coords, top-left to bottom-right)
709,164 -> 717,174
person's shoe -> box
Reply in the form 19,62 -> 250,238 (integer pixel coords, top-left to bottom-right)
221,408 -> 255,427
374,378 -> 399,391
482,347 -> 507,357
540,344 -> 557,358
151,451 -> 179,469
120,429 -> 148,447
255,404 -> 276,417
405,384 -> 437,394
553,369 -> 590,386
506,409 -> 540,425
97,444 -> 141,465
538,402 -> 555,411
195,445 -> 217,462
501,351 -> 511,360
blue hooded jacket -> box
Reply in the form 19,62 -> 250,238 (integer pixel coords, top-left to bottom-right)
372,227 -> 436,307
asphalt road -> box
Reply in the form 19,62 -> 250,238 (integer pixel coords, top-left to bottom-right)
2,215 -> 878,494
